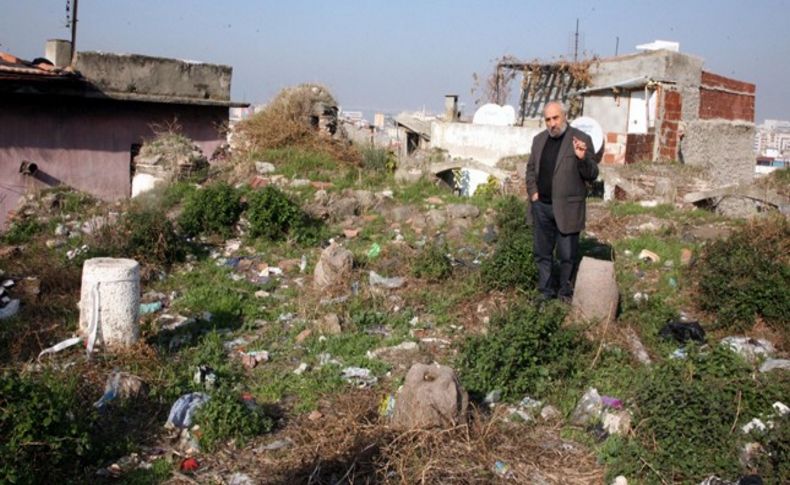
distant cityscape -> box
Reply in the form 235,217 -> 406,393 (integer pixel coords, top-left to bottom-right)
755,119 -> 790,170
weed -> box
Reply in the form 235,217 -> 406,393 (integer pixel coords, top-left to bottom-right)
194,386 -> 274,451
0,370 -> 94,484
1,217 -> 42,244
361,144 -> 396,173
480,228 -> 536,291
472,175 -> 501,200
694,215 -> 789,333
179,182 -> 242,237
456,300 -> 587,401
411,239 -> 452,281
246,186 -> 324,244
607,345 -> 789,483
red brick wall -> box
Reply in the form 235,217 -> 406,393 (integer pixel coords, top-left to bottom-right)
657,90 -> 682,161
625,134 -> 654,164
699,71 -> 755,122
602,132 -> 627,165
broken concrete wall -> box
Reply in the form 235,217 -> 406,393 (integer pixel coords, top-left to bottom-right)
431,122 -> 538,166
682,120 -> 755,185
76,52 -> 232,102
589,50 -> 704,87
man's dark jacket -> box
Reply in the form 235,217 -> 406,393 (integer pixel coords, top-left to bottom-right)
525,126 -> 599,234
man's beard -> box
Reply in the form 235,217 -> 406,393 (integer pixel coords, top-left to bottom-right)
549,122 -> 568,138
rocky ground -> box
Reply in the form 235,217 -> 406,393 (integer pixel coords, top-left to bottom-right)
0,151 -> 787,485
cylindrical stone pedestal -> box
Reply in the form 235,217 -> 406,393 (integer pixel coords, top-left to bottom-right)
79,258 -> 140,349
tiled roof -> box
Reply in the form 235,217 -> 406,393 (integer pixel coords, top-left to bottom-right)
0,52 -> 75,78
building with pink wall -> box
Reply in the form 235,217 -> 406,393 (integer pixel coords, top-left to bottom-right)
0,42 -> 246,230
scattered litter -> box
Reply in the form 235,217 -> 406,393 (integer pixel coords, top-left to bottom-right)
369,270 -> 406,289
193,365 -> 217,390
759,359 -> 790,373
570,387 -> 602,426
659,321 -> 705,344
341,366 -> 377,388
318,352 -> 340,366
240,350 -> 269,369
633,292 -> 649,304
638,249 -> 660,263
602,410 -> 632,435
258,438 -> 293,451
720,337 -> 775,363
601,396 -> 623,409
366,341 -> 418,359
224,337 -> 249,350
2,279 -> 13,288
293,362 -> 309,375
419,337 -> 451,346
228,472 -> 255,485
493,460 -> 513,478
37,336 -> 83,360
379,393 -> 396,417
484,390 -> 502,405
367,242 -> 381,259
66,244 -> 89,260
93,371 -> 147,409
623,249 -> 633,257
278,312 -> 295,323
773,401 -> 789,416
741,418 -> 768,434
157,314 -> 193,331
668,276 -> 678,288
612,475 -> 628,485
540,405 -> 561,421
0,299 -> 20,320
671,348 -> 688,359
639,200 -> 659,207
139,301 -> 163,315
587,422 -> 609,442
299,254 -> 307,273
180,457 -> 200,472
166,392 -> 210,429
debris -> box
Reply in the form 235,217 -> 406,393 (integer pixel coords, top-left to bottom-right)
228,472 -> 255,485
308,410 -> 323,421
258,438 -> 293,451
366,341 -> 418,361
240,350 -> 269,369
484,390 -> 502,406
637,249 -> 660,263
313,242 -> 353,289
255,161 -> 276,174
680,248 -> 693,266
540,405 -> 561,421
341,366 -> 377,388
633,292 -> 649,304
392,363 -> 468,429
299,254 -> 307,273
639,200 -> 659,208
93,371 -> 147,409
379,394 -> 396,417
625,328 -> 652,365
720,337 -> 775,363
166,392 -> 210,429
369,270 -> 406,289
293,362 -> 309,375
295,328 -> 312,343
315,313 -> 342,335
193,365 -> 217,390
759,359 -> 790,373
602,410 -> 632,435
343,228 -> 360,239
741,418 -> 767,434
659,321 -> 705,344
671,348 -> 688,359
493,460 -> 513,478
37,336 -> 83,360
139,301 -> 163,315
223,337 -> 249,350
601,396 -> 623,409
366,242 -> 381,259
773,401 -> 789,416
570,387 -> 602,426
180,457 -> 200,472
0,299 -> 20,320
612,476 -> 628,485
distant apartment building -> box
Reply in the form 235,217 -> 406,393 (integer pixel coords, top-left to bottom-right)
754,119 -> 790,156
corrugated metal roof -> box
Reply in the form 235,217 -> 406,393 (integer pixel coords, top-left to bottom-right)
575,77 -> 676,95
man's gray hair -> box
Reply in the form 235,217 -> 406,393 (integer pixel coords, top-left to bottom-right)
544,100 -> 567,114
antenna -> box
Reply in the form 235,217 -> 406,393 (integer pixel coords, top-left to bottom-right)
574,18 -> 579,62
66,0 -> 78,66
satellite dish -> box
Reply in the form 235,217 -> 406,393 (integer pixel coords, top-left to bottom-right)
473,103 -> 516,126
571,116 -> 604,154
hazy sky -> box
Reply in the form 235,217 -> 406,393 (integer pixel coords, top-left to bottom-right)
2,0 -> 787,122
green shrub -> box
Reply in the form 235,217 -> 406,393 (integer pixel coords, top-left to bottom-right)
456,300 -> 586,400
412,240 -> 452,281
92,205 -> 186,268
694,215 -> 789,333
246,186 -> 323,244
194,386 -> 273,451
361,145 -> 396,173
2,217 -> 42,244
494,195 -> 528,238
179,182 -> 242,237
607,346 -> 789,483
480,228 -> 536,291
472,175 -> 500,200
0,371 -> 95,484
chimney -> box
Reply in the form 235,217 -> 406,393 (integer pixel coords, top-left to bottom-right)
445,94 -> 459,122
45,39 -> 72,68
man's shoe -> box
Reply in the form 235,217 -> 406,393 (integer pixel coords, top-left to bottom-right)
558,295 -> 573,305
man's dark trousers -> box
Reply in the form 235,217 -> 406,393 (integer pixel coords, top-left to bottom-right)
532,200 -> 579,299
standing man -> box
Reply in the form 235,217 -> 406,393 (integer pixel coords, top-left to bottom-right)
526,101 -> 599,302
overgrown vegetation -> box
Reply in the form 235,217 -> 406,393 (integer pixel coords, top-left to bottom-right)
480,196 -> 536,290
605,346 -> 789,483
246,185 -> 323,244
411,239 -> 452,281
694,214 -> 789,333
457,300 -> 587,400
179,182 -> 243,237
194,386 -> 274,451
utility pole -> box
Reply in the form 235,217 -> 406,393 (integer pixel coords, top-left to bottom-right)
68,0 -> 78,66
573,18 -> 579,62
615,36 -> 620,56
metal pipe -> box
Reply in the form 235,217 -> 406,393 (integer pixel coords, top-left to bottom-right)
70,0 -> 78,66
